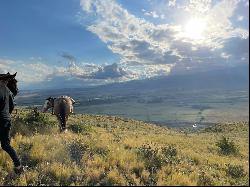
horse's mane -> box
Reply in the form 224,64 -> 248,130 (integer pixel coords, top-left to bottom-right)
7,78 -> 18,96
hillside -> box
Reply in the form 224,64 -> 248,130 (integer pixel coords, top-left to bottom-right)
0,108 -> 249,186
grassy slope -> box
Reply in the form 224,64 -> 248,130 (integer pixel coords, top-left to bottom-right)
0,108 -> 249,186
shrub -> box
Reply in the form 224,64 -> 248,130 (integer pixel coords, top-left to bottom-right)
132,165 -> 144,178
215,136 -> 239,155
138,143 -> 162,174
68,141 -> 88,165
162,144 -> 177,157
11,108 -> 56,136
68,123 -> 93,134
99,169 -> 127,186
226,164 -> 245,179
17,142 -> 39,168
92,146 -> 110,157
24,108 -> 55,129
161,144 -> 178,165
198,171 -> 213,186
138,143 -> 178,175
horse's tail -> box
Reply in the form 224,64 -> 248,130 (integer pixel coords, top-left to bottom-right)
59,110 -> 66,131
56,100 -> 69,132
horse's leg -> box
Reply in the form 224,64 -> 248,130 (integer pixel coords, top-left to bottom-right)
62,115 -> 68,131
56,115 -> 63,132
57,114 -> 67,132
61,121 -> 66,132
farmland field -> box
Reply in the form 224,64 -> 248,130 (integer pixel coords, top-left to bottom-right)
15,88 -> 249,129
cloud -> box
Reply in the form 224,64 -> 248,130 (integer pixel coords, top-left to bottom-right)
19,63 -> 54,83
168,0 -> 176,7
0,56 -> 174,89
220,52 -> 231,59
2,0 -> 249,89
175,0 -> 249,49
90,63 -> 127,79
0,59 -> 15,73
184,0 -> 212,14
143,10 -> 165,19
237,15 -> 244,21
60,52 -> 77,62
80,0 -> 180,65
80,0 -> 248,71
0,58 -> 134,88
123,63 -> 173,79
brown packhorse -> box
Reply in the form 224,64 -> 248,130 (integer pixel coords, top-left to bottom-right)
42,96 -> 75,132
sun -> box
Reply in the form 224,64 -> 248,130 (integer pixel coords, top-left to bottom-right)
184,18 -> 207,40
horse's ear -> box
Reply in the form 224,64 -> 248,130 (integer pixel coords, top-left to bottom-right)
10,72 -> 17,79
46,97 -> 55,102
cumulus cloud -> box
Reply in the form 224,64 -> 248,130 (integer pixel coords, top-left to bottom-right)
184,0 -> 212,14
0,55 -> 174,89
1,59 -> 57,84
0,58 -> 136,88
143,10 -> 165,19
0,59 -> 15,73
168,0 -> 177,7
80,0 -> 180,67
123,63 -> 173,79
79,0 -> 249,75
90,63 -> 127,79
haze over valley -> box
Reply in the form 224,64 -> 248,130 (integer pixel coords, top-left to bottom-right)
16,64 -> 249,129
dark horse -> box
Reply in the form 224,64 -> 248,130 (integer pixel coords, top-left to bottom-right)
6,72 -> 18,114
0,72 -> 23,174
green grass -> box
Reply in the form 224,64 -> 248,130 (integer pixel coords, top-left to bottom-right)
0,108 -> 249,186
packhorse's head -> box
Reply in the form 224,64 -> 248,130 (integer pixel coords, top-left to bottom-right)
0,72 -> 18,96
42,97 -> 55,113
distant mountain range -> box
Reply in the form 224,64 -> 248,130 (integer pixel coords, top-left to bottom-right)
21,64 -> 249,95
87,64 -> 249,95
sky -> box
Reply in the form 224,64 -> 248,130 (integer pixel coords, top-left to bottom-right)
0,0 -> 249,89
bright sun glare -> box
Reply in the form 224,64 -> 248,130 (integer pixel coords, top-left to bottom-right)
184,18 -> 207,40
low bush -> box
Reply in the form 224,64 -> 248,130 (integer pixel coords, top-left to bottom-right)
215,136 -> 239,155
226,164 -> 245,179
162,144 -> 178,164
68,123 -> 93,134
68,140 -> 88,165
198,171 -> 214,186
138,143 -> 178,175
11,108 -> 56,136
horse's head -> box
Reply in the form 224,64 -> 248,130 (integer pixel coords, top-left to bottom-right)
0,72 -> 18,96
42,97 -> 55,112
7,72 -> 18,97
